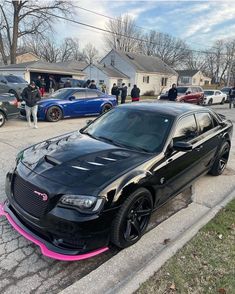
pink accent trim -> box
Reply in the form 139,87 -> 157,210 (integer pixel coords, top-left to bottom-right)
0,203 -> 108,261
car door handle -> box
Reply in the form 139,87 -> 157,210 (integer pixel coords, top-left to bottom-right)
195,145 -> 203,151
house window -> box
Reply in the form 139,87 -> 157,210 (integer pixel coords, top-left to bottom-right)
181,77 -> 190,84
161,77 -> 168,87
193,78 -> 196,84
111,54 -> 115,66
128,83 -> 131,87
143,76 -> 149,83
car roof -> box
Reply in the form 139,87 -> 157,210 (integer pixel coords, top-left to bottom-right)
119,102 -> 210,118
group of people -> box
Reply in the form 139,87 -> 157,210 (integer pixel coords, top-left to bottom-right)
35,75 -> 56,96
111,83 -> 140,104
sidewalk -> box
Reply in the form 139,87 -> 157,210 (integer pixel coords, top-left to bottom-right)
60,169 -> 235,294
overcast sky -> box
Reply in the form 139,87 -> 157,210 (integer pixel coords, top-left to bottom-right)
55,0 -> 235,54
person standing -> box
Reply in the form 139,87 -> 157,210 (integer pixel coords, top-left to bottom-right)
83,79 -> 90,88
228,84 -> 235,109
168,84 -> 178,101
101,84 -> 106,93
41,77 -> 46,97
64,79 -> 71,88
21,81 -> 41,129
49,76 -> 56,94
88,80 -> 97,89
111,83 -> 120,104
120,83 -> 127,104
131,85 -> 140,102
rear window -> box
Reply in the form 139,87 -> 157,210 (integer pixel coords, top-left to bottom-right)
5,75 -> 26,83
204,91 -> 214,95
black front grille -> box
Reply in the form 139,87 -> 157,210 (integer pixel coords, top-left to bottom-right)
13,175 -> 49,218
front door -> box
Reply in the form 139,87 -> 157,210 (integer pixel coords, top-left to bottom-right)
150,114 -> 202,206
66,90 -> 86,117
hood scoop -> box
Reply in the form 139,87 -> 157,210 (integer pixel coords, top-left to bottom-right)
69,151 -> 131,172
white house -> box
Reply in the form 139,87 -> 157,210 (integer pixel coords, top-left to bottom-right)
177,69 -> 212,86
85,49 -> 178,95
83,64 -> 129,94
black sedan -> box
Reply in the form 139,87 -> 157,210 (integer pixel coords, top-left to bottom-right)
2,102 -> 232,260
0,93 -> 19,127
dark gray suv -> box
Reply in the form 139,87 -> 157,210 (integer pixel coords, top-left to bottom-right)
0,74 -> 28,100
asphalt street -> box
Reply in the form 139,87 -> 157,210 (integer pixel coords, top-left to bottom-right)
0,103 -> 234,294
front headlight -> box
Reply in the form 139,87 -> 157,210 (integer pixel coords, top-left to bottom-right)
59,195 -> 105,213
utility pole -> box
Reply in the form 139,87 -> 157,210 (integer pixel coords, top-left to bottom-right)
227,59 -> 234,86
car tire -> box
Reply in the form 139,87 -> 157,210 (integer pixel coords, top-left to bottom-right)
9,89 -> 19,100
110,188 -> 153,248
46,106 -> 63,122
221,97 -> 225,105
209,141 -> 230,176
208,99 -> 213,105
101,104 -> 112,114
0,111 -> 6,127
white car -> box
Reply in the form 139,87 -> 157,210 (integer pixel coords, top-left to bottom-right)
203,90 -> 227,105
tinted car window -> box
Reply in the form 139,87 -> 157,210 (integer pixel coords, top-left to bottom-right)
86,91 -> 98,98
4,76 -> 26,83
177,87 -> 188,94
85,108 -> 173,153
192,87 -> 198,93
196,113 -> 214,134
173,115 -> 197,142
204,90 -> 214,95
50,88 -> 73,99
73,91 -> 85,99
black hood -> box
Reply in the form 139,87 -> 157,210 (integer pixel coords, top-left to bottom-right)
20,131 -> 152,195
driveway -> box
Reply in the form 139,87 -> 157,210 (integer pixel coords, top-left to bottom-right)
0,104 -> 234,293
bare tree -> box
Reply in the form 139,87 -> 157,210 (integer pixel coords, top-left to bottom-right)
142,31 -> 190,67
82,43 -> 99,64
0,0 -> 73,64
105,14 -> 142,52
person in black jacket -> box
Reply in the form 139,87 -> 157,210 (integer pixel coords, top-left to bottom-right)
88,80 -> 97,89
168,84 -> 178,101
21,81 -> 41,128
120,83 -> 127,104
64,79 -> 71,88
111,83 -> 120,104
228,85 -> 235,108
131,85 -> 140,102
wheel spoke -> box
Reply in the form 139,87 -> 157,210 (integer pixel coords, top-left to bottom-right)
131,219 -> 141,237
136,208 -> 152,217
124,220 -> 132,241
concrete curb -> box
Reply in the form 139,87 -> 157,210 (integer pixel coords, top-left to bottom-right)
60,188 -> 235,294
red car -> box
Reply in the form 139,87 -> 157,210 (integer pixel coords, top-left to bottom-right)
176,86 -> 204,104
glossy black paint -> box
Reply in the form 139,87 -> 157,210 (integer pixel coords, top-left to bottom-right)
5,102 -> 233,254
0,93 -> 19,120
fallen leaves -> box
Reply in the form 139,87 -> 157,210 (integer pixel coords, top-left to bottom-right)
163,238 -> 171,245
218,288 -> 227,294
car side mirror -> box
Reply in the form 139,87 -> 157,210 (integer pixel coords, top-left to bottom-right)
69,96 -> 75,101
0,79 -> 6,84
186,91 -> 191,95
173,141 -> 193,152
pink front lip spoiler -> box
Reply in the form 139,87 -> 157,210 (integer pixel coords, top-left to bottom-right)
0,203 -> 109,261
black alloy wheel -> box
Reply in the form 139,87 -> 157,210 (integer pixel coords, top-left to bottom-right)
208,99 -> 213,106
101,104 -> 112,114
46,106 -> 63,122
111,188 -> 153,248
0,111 -> 6,127
209,141 -> 230,176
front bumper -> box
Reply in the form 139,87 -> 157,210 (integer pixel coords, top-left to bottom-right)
0,202 -> 108,261
4,170 -> 112,260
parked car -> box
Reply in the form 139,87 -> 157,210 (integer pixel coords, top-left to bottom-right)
20,88 -> 117,122
0,74 -> 28,100
203,90 -> 227,105
221,87 -> 232,102
0,93 -> 19,127
3,102 -> 232,260
59,78 -> 86,88
159,86 -> 204,104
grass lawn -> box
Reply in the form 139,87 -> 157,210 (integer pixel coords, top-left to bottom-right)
136,199 -> 235,294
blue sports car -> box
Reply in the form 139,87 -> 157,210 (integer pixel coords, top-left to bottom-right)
20,88 -> 117,122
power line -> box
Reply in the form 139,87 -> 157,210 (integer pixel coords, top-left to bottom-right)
74,5 -> 214,50
47,12 -> 223,55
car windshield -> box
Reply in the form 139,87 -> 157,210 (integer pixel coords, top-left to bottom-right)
50,88 -> 73,99
221,88 -> 230,93
204,91 -> 214,95
177,87 -> 188,94
5,76 -> 27,83
83,107 -> 173,153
